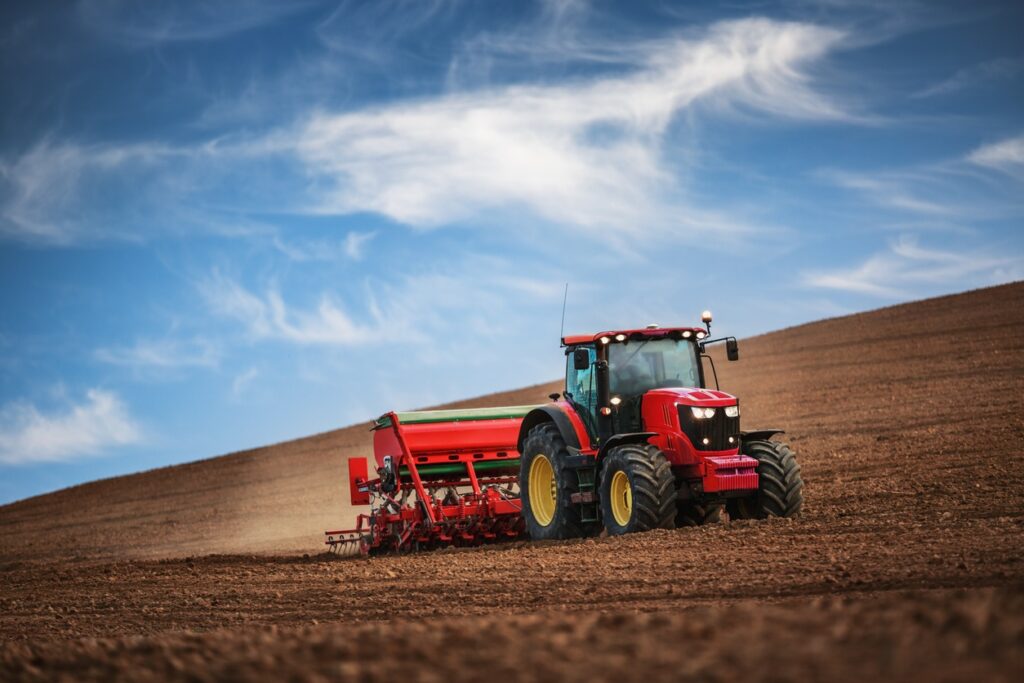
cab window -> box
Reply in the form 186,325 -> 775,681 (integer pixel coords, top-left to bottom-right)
565,345 -> 597,433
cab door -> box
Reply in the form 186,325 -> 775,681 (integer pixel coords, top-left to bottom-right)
565,345 -> 598,442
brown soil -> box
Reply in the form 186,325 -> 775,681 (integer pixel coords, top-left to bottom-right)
1,282 -> 1023,681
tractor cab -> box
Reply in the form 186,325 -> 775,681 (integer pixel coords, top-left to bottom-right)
562,320 -> 735,445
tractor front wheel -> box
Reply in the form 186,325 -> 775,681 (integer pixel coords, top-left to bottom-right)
728,439 -> 803,519
599,444 -> 676,536
520,423 -> 594,540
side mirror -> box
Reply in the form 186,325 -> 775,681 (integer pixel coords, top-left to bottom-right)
726,338 -> 739,362
573,348 -> 591,370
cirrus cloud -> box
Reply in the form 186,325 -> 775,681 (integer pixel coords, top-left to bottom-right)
95,337 -> 221,371
0,389 -> 142,465
802,235 -> 1022,298
0,17 -> 851,246
968,133 -> 1024,176
295,18 -> 850,236
77,0 -> 315,47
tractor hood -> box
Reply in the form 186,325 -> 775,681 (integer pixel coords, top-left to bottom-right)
645,387 -> 737,408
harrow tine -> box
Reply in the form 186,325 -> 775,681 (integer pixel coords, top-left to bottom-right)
324,530 -> 364,557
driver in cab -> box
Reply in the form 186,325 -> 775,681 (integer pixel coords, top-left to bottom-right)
611,351 -> 654,397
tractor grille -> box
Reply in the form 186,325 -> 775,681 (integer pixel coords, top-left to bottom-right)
678,405 -> 740,452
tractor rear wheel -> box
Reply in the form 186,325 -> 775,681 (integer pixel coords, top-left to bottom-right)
520,423 -> 594,540
728,440 -> 803,519
599,444 -> 676,535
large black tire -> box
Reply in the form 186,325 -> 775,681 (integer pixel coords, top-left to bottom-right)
676,502 -> 723,527
599,444 -> 676,536
728,440 -> 803,519
520,423 -> 593,540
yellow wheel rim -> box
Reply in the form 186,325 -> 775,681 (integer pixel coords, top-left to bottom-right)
610,470 -> 632,526
528,454 -> 557,526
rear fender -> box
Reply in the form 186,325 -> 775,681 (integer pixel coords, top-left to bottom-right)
517,403 -> 589,455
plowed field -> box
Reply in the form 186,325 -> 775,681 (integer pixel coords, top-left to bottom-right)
2,283 -> 1022,682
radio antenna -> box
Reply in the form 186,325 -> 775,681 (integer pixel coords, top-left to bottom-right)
559,282 -> 569,344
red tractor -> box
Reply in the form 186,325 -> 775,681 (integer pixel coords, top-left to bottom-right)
327,312 -> 803,554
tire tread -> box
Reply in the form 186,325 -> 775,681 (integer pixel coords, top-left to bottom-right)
729,440 -> 803,520
600,444 -> 675,534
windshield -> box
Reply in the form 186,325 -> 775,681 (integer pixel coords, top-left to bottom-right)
608,338 -> 700,398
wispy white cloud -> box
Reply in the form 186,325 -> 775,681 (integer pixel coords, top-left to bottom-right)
802,235 -> 1021,297
197,253 -> 565,349
968,133 -> 1024,176
198,271 -> 387,346
446,0 -> 638,86
912,57 -> 1024,99
270,230 -> 377,262
95,337 -> 221,370
231,367 -> 260,398
0,138 -> 177,244
296,18 -> 850,237
0,133 -> 298,244
0,389 -> 142,465
77,0 -> 313,47
819,146 -> 1024,223
823,170 -> 951,216
316,0 -> 457,61
1,17 -> 851,246
363,263 -> 565,343
344,230 -> 376,260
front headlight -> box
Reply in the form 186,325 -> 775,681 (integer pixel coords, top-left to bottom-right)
690,406 -> 716,419
724,405 -> 739,418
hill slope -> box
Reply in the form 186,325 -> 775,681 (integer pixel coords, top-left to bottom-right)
0,382 -> 560,562
1,282 -> 1022,563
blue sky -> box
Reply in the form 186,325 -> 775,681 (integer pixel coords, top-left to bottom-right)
1,0 -> 1022,504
